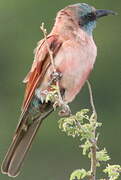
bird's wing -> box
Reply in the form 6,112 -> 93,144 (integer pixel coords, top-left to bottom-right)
22,35 -> 62,112
1,35 -> 62,177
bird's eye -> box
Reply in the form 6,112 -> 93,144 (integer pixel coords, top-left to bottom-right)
79,12 -> 96,26
86,12 -> 96,21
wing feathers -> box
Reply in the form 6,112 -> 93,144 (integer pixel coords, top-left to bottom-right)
22,35 -> 62,112
1,104 -> 53,177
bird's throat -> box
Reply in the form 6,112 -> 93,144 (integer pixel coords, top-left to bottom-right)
82,21 -> 96,35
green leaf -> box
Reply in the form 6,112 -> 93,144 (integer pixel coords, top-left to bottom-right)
70,169 -> 87,180
96,148 -> 110,162
76,109 -> 90,122
45,84 -> 59,103
80,123 -> 94,140
81,140 -> 92,155
104,164 -> 121,180
58,116 -> 80,137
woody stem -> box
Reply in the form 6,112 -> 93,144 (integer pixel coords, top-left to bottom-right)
87,80 -> 97,180
40,23 -> 63,104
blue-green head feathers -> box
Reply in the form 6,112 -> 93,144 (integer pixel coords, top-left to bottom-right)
76,3 -> 97,35
66,3 -> 116,35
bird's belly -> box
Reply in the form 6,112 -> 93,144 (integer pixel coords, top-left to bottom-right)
55,41 -> 97,103
59,60 -> 92,103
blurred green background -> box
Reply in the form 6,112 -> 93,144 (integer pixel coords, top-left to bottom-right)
0,0 -> 121,179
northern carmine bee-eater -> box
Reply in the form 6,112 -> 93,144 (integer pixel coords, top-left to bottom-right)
1,3 -> 116,177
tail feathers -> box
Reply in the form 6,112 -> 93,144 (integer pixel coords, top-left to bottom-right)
1,105 -> 53,177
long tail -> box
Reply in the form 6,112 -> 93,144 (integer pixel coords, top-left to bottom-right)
1,102 -> 53,177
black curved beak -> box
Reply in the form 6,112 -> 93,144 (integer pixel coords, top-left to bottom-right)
96,9 -> 117,19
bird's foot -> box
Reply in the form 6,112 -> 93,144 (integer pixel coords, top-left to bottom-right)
49,71 -> 62,84
53,100 -> 71,117
58,102 -> 71,117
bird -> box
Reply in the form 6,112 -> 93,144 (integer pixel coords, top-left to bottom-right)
1,3 -> 116,177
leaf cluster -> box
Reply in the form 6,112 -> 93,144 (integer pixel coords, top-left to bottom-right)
58,109 -> 121,180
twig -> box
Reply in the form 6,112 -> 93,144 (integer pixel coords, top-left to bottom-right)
86,80 -> 97,120
87,80 -> 97,180
40,22 -> 63,104
40,23 -> 56,72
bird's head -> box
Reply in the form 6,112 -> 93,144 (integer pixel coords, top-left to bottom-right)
65,3 -> 116,35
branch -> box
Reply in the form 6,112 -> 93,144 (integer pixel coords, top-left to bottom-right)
40,23 -> 63,104
40,23 -> 56,72
86,80 -> 97,120
86,80 -> 97,180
